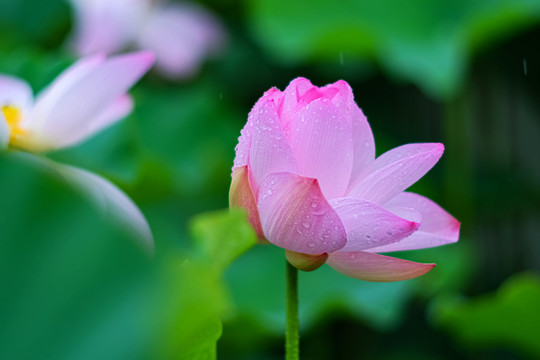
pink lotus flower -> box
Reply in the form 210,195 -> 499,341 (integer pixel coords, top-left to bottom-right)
68,0 -> 224,79
230,78 -> 460,282
0,52 -> 155,250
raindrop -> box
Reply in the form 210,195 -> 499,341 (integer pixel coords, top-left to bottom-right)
302,221 -> 311,229
307,242 -> 316,248
349,253 -> 357,260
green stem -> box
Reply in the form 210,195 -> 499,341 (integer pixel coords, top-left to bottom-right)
286,259 -> 299,360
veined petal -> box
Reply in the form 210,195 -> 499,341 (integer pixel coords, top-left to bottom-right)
233,87 -> 280,170
287,97 -> 353,199
368,192 -> 460,253
137,3 -> 224,78
327,251 -> 435,282
349,105 -> 375,184
329,197 -> 420,252
0,112 -> 9,149
248,99 -> 297,194
229,165 -> 264,239
323,80 -> 375,182
257,172 -> 346,254
278,77 -> 322,129
0,75 -> 34,111
348,143 -> 444,203
27,52 -> 154,151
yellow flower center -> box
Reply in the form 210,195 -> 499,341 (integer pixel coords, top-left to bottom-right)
2,105 -> 26,144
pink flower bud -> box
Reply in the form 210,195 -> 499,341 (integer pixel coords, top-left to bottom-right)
231,78 -> 460,281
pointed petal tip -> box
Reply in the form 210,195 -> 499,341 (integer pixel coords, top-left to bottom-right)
327,251 -> 436,282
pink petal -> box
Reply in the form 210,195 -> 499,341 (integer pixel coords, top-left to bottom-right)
88,94 -> 134,133
28,51 -> 154,151
68,0 -> 146,56
137,3 -> 224,78
229,165 -> 264,239
277,78 -> 321,129
367,192 -> 460,253
286,97 -> 353,199
329,197 -> 420,252
322,80 -> 375,184
233,87 -> 280,170
257,172 -> 347,254
247,99 -> 297,194
348,143 -> 444,203
327,251 -> 435,282
53,94 -> 133,149
0,75 -> 34,111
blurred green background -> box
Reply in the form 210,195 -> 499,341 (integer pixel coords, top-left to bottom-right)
1,0 -> 540,359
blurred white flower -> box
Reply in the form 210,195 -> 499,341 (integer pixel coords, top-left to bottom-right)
68,0 -> 225,79
0,52 -> 155,251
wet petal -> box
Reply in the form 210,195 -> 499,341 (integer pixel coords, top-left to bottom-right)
368,192 -> 460,252
229,165 -> 264,239
257,172 -> 346,254
327,251 -> 435,282
348,143 -> 444,203
233,88 -> 281,170
329,197 -> 420,252
287,97 -> 353,199
248,99 -> 297,193
278,77 -> 322,128
324,80 -> 375,182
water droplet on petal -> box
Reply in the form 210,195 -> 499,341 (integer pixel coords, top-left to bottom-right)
302,221 -> 311,229
307,242 -> 316,248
